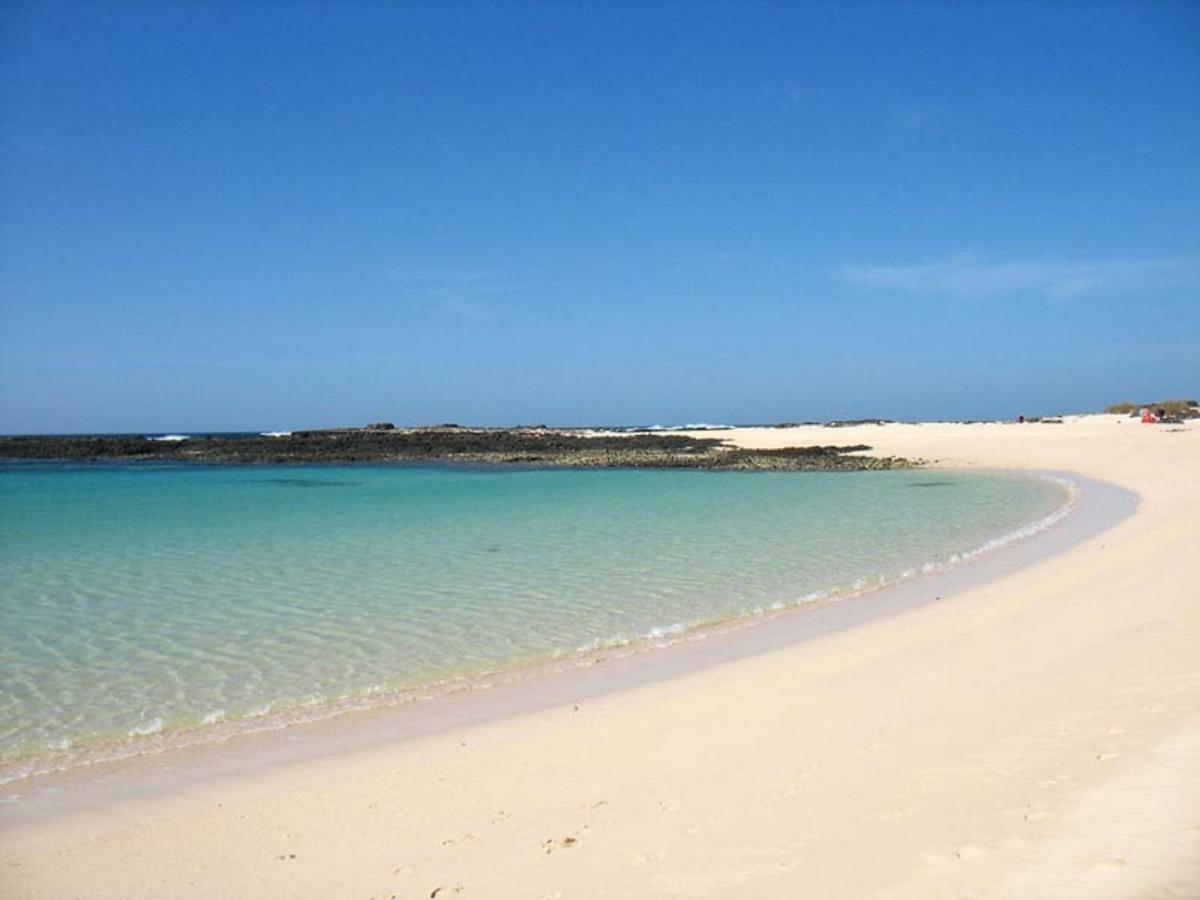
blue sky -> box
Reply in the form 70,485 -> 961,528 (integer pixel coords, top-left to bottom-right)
2,1 -> 1198,432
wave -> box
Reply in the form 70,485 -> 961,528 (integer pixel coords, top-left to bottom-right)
147,434 -> 190,442
641,423 -> 734,432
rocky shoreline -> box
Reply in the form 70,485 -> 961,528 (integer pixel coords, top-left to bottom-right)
0,427 -> 912,471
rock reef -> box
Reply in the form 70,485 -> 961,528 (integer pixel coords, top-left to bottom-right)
0,427 -> 912,471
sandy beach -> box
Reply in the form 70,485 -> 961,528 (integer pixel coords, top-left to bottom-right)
2,414 -> 1198,898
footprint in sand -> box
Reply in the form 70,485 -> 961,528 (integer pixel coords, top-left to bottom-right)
684,817 -> 718,836
955,844 -> 987,861
542,830 -> 584,854
632,849 -> 667,865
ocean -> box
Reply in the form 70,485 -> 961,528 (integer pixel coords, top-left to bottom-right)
0,462 -> 1068,784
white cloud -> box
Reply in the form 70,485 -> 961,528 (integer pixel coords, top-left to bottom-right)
838,254 -> 1200,299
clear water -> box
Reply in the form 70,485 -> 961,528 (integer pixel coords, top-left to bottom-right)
0,462 -> 1067,782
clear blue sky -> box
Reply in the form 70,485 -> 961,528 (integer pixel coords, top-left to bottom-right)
2,1 -> 1198,432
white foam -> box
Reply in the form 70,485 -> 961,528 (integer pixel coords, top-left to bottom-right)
575,633 -> 632,653
128,718 -> 164,737
647,622 -> 689,639
201,709 -> 226,726
565,475 -> 1080,670
148,434 -> 189,442
260,431 -> 292,438
642,423 -> 734,432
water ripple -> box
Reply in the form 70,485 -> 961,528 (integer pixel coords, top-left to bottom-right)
0,465 -> 1067,782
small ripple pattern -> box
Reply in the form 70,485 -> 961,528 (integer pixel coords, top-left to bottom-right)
0,463 -> 1065,780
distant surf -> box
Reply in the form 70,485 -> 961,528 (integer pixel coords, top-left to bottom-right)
639,422 -> 734,431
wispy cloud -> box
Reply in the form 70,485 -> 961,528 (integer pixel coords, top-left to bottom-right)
1074,135 -> 1200,166
435,295 -> 497,324
385,266 -> 501,286
838,253 -> 1200,299
786,81 -> 820,107
385,266 -> 514,323
887,102 -> 944,135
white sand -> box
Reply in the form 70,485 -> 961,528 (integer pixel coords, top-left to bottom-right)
2,414 -> 1198,898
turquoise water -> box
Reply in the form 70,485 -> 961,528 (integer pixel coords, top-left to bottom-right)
0,463 -> 1067,782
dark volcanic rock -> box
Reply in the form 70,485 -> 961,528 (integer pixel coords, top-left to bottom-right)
0,428 -> 913,471
0,435 -> 166,459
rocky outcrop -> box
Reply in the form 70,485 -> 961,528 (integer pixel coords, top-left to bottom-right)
0,428 -> 913,471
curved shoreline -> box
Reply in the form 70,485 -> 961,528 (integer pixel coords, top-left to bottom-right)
0,468 -> 1135,830
0,468 -> 1073,789
5,416 -> 1196,900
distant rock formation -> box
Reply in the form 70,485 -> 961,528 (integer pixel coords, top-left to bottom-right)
1103,400 -> 1198,422
0,427 -> 912,471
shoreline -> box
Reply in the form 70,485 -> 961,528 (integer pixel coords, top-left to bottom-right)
0,468 -> 1096,823
3,416 -> 1197,898
0,468 -> 1080,801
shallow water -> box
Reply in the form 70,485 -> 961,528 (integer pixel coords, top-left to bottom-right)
0,463 -> 1066,782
